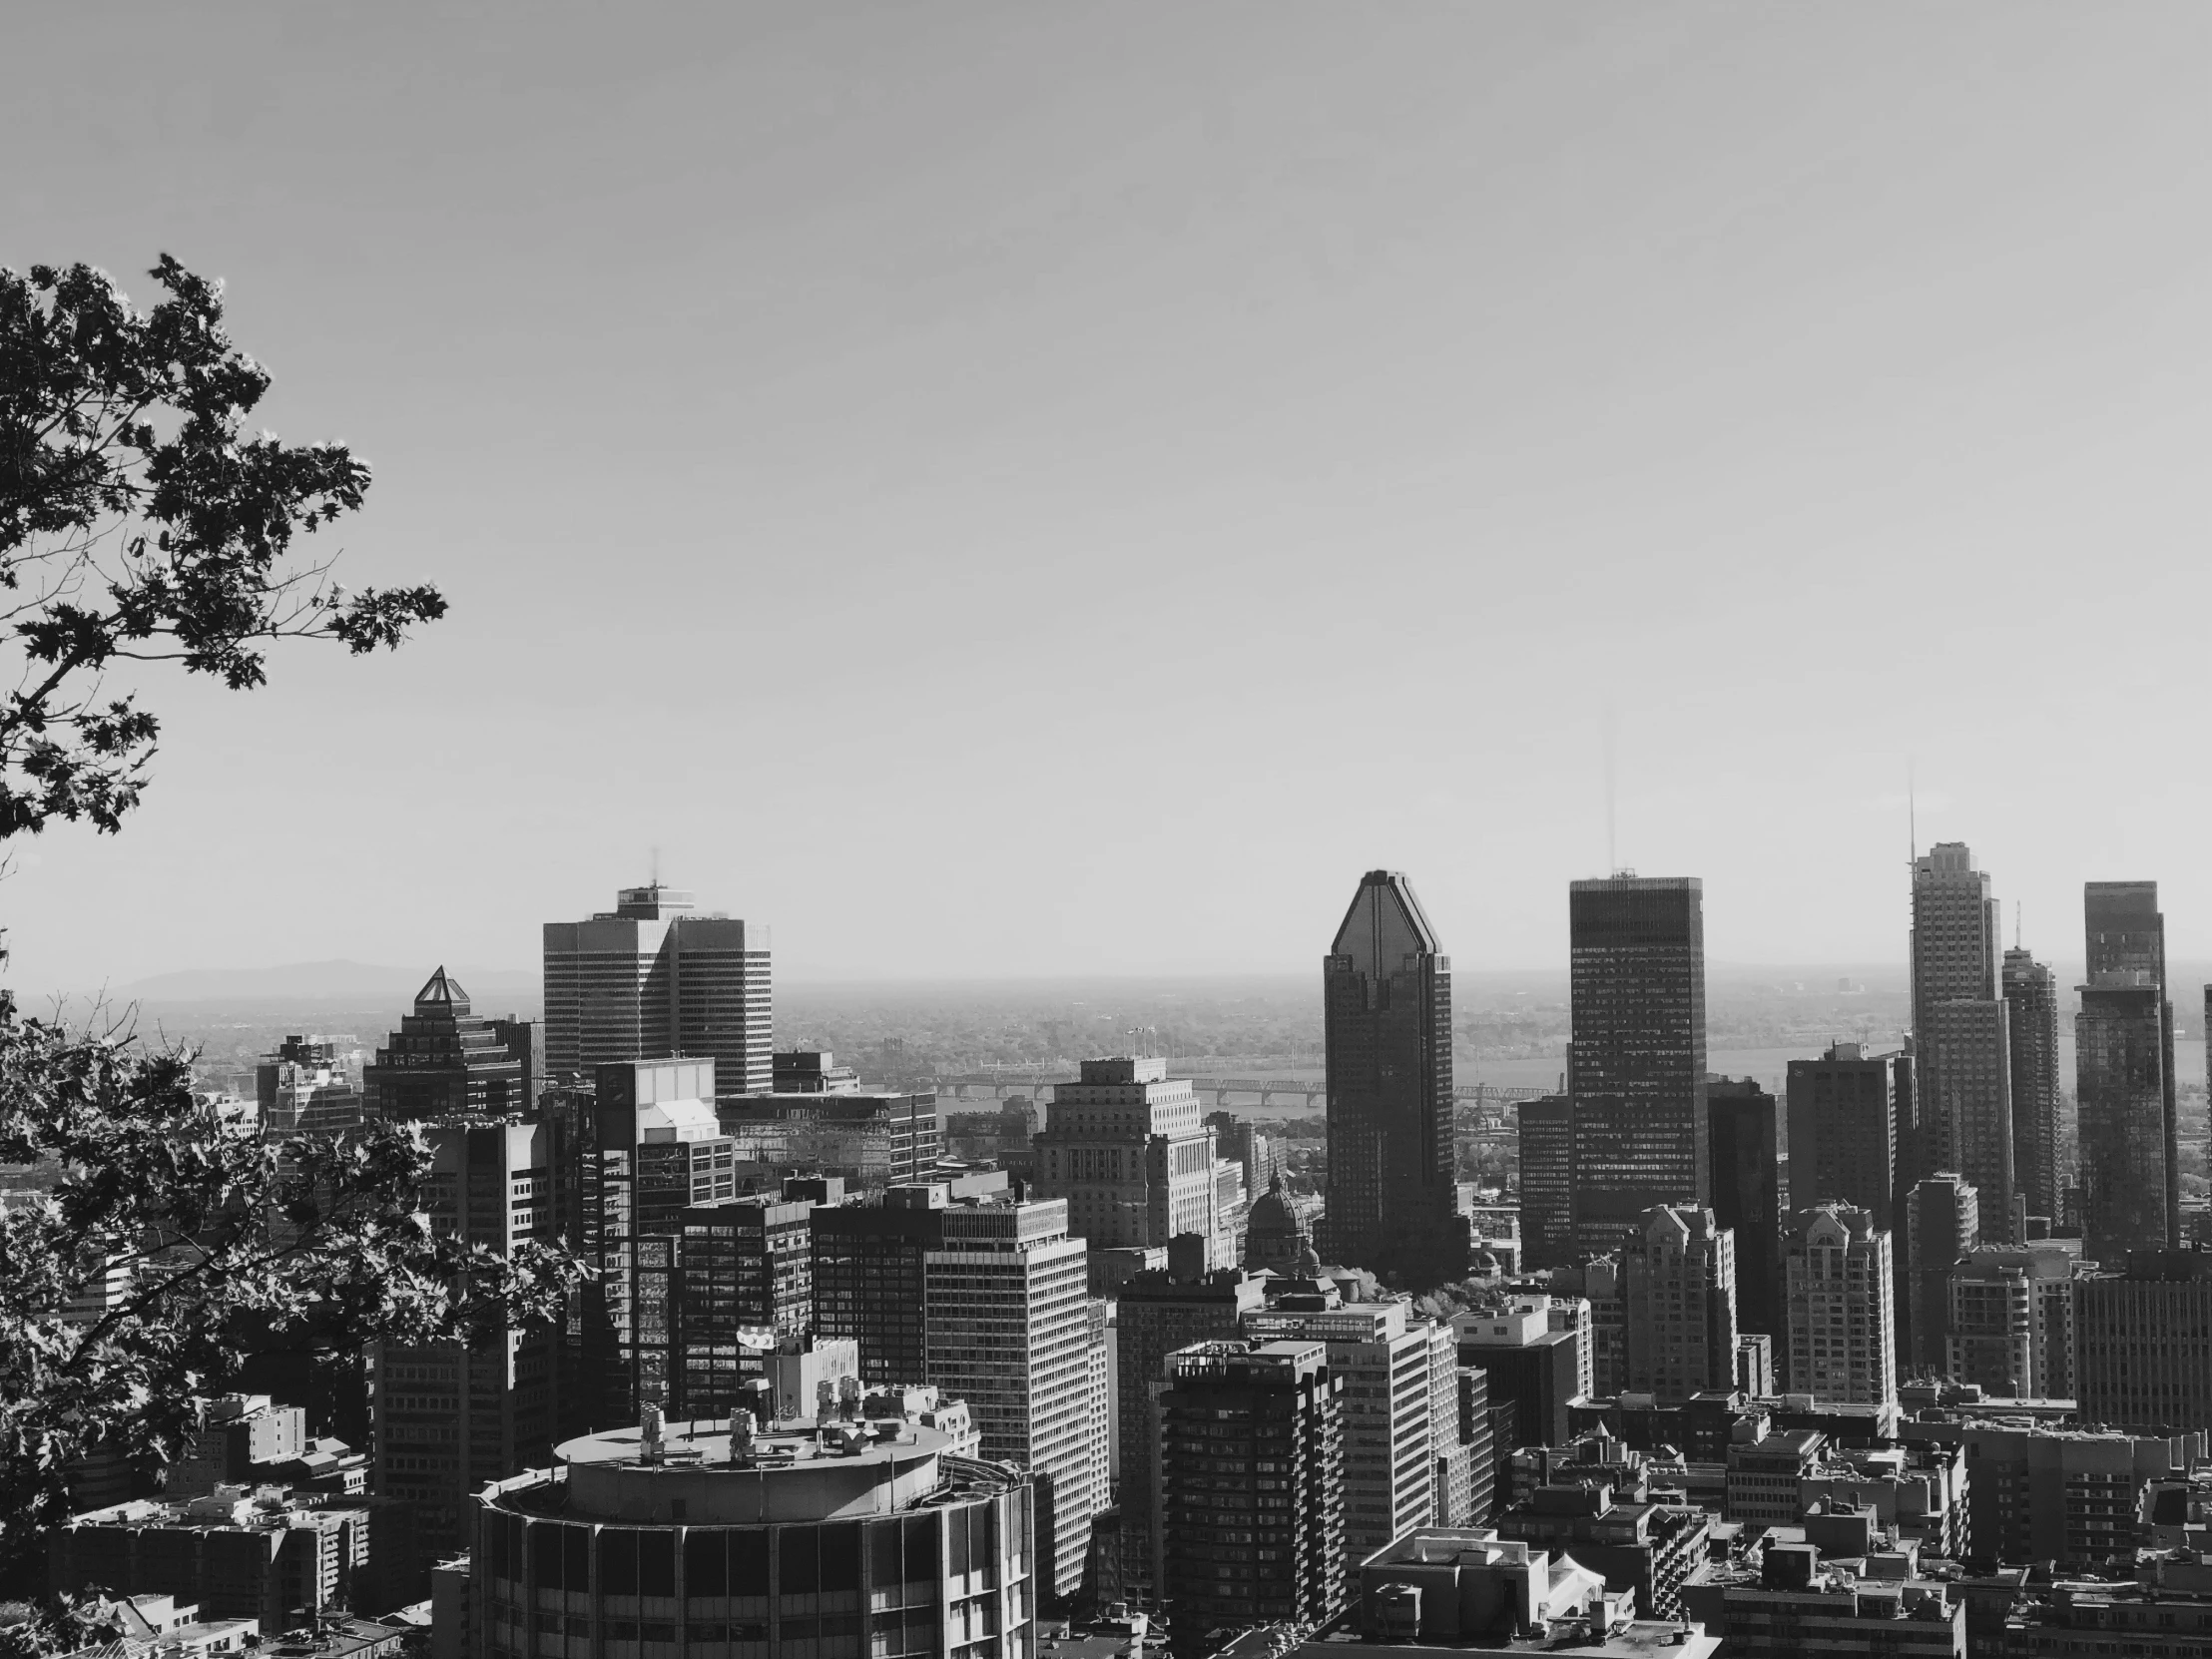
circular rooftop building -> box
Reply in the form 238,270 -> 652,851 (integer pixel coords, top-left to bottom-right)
469,1411 -> 1035,1659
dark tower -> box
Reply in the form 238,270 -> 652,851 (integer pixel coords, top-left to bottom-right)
1911,842 -> 2014,1243
1321,869 -> 1467,1286
1566,875 -> 1708,1259
2081,880 -> 2178,1251
2001,947 -> 2063,1233
1707,1079 -> 1782,1343
360,966 -> 530,1121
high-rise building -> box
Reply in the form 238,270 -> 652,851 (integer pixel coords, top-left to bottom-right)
2086,881 -> 2179,1232
923,1198 -> 1097,1603
2003,947 -> 2064,1233
1113,1255 -> 1269,1600
1549,1258 -> 1625,1398
1158,1340 -> 1346,1640
1246,1292 -> 1455,1585
2077,882 -> 2177,1261
1904,1174 -> 1978,1380
718,1088 -> 940,1188
1031,1058 -> 1227,1263
1453,1293 -> 1581,1449
360,969 -> 530,1121
1951,1420 -> 2197,1572
542,884 -> 771,1101
1622,1206 -> 1739,1406
573,1059 -> 741,1430
371,1115 -> 568,1559
1566,876 -> 1708,1260
811,1185 -> 947,1386
466,1404 -> 1035,1659
669,1194 -> 815,1417
1785,1044 -> 1899,1229
1514,1094 -> 1574,1272
258,1035 -> 365,1136
1321,870 -> 1466,1285
1945,1241 -> 2082,1398
1781,1204 -> 1897,1405
1707,1081 -> 1781,1344
2075,1249 -> 2212,1431
1910,842 -> 2015,1243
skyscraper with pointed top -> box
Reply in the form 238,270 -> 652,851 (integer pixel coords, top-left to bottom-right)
361,966 -> 532,1121
1321,869 -> 1467,1285
2002,946 -> 2062,1232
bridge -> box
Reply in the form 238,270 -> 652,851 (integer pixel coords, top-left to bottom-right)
929,1071 -> 1553,1112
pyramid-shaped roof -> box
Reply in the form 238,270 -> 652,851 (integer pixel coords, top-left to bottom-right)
413,964 -> 471,1015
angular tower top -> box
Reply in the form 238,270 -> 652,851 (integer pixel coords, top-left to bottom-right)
614,882 -> 697,920
413,965 -> 470,1016
1331,869 -> 1442,973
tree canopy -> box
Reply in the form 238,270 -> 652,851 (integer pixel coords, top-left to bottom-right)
0,255 -> 443,840
0,1018 -> 585,1597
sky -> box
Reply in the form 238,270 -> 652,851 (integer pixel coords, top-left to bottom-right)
5,5 -> 2212,993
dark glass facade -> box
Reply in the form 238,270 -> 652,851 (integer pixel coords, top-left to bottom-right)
1707,1080 -> 1781,1342
1566,876 -> 1708,1259
361,967 -> 530,1121
1515,1094 -> 1574,1271
1321,870 -> 1466,1285
2002,947 -> 2063,1231
1159,1341 -> 1345,1641
2082,880 -> 2178,1251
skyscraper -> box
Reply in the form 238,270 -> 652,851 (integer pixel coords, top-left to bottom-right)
923,1198 -> 1097,1603
1515,1095 -> 1574,1272
1031,1057 -> 1230,1264
1910,843 -> 2015,1242
360,968 -> 530,1120
1905,1173 -> 1978,1380
1781,1204 -> 1896,1405
371,1115 -> 568,1558
2002,946 -> 2063,1233
1707,1080 -> 1782,1343
1784,1044 -> 1898,1228
1159,1340 -> 1346,1639
1621,1205 -> 1739,1405
1566,875 -> 1708,1259
1321,870 -> 1466,1285
2079,880 -> 2178,1256
1113,1256 -> 1268,1600
2076,1250 -> 2212,1431
542,883 -> 772,1101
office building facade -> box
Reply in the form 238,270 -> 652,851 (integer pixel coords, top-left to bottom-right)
1566,876 -> 1708,1260
2075,1250 -> 2212,1431
543,884 -> 772,1100
1911,842 -> 2014,1242
2003,947 -> 2064,1233
1906,1173 -> 1978,1381
1031,1058 -> 1229,1264
2078,882 -> 2177,1262
1158,1340 -> 1346,1639
923,1199 -> 1096,1602
1707,1080 -> 1782,1343
1321,870 -> 1467,1285
360,969 -> 531,1122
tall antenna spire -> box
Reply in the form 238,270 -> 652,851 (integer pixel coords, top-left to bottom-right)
2015,898 -> 2021,951
1907,758 -> 1918,865
1603,701 -> 1618,875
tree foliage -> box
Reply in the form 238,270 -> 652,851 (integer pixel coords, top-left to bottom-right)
0,256 -> 443,839
0,1016 -> 584,1600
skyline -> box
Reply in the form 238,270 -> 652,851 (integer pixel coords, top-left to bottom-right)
9,7 -> 2212,989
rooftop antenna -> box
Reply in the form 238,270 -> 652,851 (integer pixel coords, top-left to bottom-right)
651,844 -> 662,889
1603,700 -> 1619,875
2015,899 -> 2021,951
1907,759 -> 1918,866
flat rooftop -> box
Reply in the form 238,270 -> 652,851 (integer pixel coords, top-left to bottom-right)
557,1416 -> 950,1473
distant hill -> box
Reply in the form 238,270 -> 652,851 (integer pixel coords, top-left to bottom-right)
101,960 -> 538,1004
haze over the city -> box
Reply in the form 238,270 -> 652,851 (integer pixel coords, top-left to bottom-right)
9,6 -> 2212,993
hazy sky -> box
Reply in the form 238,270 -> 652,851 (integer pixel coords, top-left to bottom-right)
6,5 -> 2212,992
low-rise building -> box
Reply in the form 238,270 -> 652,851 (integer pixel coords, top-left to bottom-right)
1491,1482 -> 1709,1619
2001,1552 -> 2212,1658
1723,1420 -> 1827,1526
1711,1539 -> 1963,1659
